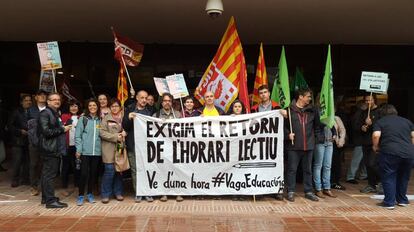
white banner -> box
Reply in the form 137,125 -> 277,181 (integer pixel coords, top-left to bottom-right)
133,110 -> 284,196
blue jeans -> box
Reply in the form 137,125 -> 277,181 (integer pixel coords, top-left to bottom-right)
313,143 -> 333,191
101,163 -> 123,198
346,146 -> 367,180
378,153 -> 413,207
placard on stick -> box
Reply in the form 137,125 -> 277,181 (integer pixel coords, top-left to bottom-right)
359,71 -> 389,94
166,73 -> 189,99
37,41 -> 62,70
153,77 -> 170,96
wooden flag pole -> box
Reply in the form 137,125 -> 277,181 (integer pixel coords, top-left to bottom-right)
288,107 -> 294,145
367,91 -> 373,118
52,69 -> 57,92
179,97 -> 186,117
120,56 -> 135,93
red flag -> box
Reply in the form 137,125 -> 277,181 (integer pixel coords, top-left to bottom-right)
113,30 -> 144,66
117,65 -> 128,106
252,43 -> 268,104
195,17 -> 250,113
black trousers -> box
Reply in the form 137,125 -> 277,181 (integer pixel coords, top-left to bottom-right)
11,145 -> 29,184
61,146 -> 80,188
331,144 -> 344,184
41,155 -> 60,204
78,156 -> 100,196
29,145 -> 42,188
287,150 -> 313,193
362,145 -> 380,187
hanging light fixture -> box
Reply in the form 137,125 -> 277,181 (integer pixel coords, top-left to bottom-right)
205,0 -> 223,18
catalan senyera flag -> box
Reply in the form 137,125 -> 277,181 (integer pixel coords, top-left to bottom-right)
195,17 -> 250,113
112,29 -> 144,67
271,46 -> 291,109
252,43 -> 268,104
117,65 -> 128,106
319,45 -> 335,128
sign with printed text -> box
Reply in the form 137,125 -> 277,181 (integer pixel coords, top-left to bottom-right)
153,77 -> 170,96
37,41 -> 62,70
133,110 -> 284,196
359,71 -> 389,94
166,73 -> 189,99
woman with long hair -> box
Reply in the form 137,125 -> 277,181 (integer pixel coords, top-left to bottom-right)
100,98 -> 127,203
60,100 -> 81,196
98,94 -> 110,119
227,99 -> 246,115
75,98 -> 101,206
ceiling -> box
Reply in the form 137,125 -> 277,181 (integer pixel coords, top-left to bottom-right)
1,0 -> 414,44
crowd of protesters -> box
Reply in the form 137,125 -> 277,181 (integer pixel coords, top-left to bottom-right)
1,86 -> 413,209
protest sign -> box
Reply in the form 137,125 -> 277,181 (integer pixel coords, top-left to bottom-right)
360,71 -> 389,94
166,73 -> 189,99
133,110 -> 284,196
37,41 -> 62,70
153,77 -> 170,96
39,70 -> 55,93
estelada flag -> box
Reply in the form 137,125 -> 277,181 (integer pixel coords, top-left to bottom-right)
252,43 -> 268,104
117,64 -> 128,106
113,30 -> 144,67
195,17 -> 250,113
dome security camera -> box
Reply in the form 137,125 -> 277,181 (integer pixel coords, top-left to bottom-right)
205,0 -> 223,18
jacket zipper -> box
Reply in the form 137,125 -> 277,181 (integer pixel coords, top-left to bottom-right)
297,112 -> 308,150
92,119 -> 96,156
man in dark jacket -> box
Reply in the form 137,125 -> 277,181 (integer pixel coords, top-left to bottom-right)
38,93 -> 71,208
285,88 -> 320,202
27,89 -> 47,196
8,94 -> 32,187
357,94 -> 381,194
123,90 -> 153,203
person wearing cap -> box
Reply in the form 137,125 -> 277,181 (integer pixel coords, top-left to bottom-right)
27,89 -> 48,196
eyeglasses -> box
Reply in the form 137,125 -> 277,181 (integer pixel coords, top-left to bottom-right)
49,98 -> 60,101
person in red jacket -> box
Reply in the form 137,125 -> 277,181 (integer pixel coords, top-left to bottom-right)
251,85 -> 280,113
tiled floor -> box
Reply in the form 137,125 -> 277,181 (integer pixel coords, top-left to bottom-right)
1,150 -> 414,231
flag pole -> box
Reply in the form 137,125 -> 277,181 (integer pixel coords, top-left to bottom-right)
120,56 -> 135,94
52,69 -> 57,92
179,97 -> 185,117
367,91 -> 373,118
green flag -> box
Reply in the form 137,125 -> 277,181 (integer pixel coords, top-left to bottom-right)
291,67 -> 308,92
271,46 -> 291,109
319,45 -> 335,128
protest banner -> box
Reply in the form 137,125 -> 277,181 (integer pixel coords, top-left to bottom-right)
153,77 -> 170,96
166,73 -> 189,99
133,110 -> 284,196
37,41 -> 62,70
